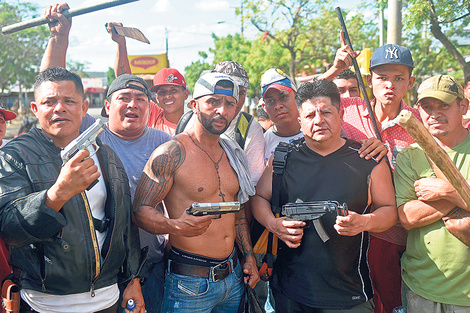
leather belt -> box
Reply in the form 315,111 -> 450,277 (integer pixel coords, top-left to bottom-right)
169,252 -> 238,282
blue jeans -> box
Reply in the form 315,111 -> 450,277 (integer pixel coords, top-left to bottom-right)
141,261 -> 165,313
117,261 -> 165,313
162,261 -> 244,313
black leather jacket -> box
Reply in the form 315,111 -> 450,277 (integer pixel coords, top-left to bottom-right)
0,128 -> 143,295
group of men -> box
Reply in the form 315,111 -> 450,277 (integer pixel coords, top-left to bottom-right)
0,2 -> 468,313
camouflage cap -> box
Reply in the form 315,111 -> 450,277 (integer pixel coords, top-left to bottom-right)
212,61 -> 250,89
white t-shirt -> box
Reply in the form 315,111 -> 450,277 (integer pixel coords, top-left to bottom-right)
264,126 -> 303,163
21,145 -> 119,313
0,139 -> 10,148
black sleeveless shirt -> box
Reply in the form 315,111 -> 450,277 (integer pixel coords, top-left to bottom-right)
271,138 -> 378,309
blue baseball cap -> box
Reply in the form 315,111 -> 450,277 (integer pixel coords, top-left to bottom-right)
370,44 -> 414,70
261,68 -> 297,99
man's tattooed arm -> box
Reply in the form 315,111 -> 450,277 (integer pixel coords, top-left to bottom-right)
132,138 -> 185,233
235,203 -> 254,258
235,202 -> 260,287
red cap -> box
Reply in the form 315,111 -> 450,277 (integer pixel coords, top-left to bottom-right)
150,68 -> 186,92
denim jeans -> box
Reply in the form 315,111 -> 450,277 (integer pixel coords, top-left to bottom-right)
141,261 -> 165,313
162,261 -> 244,313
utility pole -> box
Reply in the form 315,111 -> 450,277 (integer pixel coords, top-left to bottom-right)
387,0 -> 402,44
165,27 -> 169,67
240,0 -> 244,37
379,6 -> 385,46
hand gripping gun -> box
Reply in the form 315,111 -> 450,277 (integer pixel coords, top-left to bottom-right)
60,119 -> 106,190
186,202 -> 241,219
282,200 -> 348,242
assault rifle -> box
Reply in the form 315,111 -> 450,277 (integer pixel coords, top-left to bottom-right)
186,202 -> 240,219
282,200 -> 348,242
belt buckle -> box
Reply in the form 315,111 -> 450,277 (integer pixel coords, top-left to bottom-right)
211,262 -> 229,282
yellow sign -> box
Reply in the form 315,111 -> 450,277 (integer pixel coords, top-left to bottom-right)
128,54 -> 168,74
357,48 -> 372,75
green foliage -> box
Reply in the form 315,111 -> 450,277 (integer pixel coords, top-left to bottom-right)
184,57 -> 211,93
398,0 -> 470,79
67,60 -> 90,77
107,67 -> 116,86
0,2 -> 49,91
183,1 -> 379,98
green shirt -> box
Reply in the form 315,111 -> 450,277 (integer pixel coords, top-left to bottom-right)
394,134 -> 470,306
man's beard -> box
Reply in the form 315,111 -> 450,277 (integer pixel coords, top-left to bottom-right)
197,109 -> 229,135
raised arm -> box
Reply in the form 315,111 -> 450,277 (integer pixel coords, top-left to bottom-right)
315,30 -> 360,82
106,22 -> 131,76
132,138 -> 214,236
40,3 -> 71,71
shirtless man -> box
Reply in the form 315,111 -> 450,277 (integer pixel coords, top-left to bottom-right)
133,72 -> 259,312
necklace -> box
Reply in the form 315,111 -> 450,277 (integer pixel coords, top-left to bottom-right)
186,132 -> 226,201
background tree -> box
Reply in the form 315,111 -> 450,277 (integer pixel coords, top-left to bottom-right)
240,0 -> 379,79
0,2 -> 49,92
184,2 -> 378,99
184,51 -> 212,93
398,0 -> 470,79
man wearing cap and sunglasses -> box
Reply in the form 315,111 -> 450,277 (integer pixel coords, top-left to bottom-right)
394,74 -> 470,312
0,103 -> 17,148
133,72 -> 259,312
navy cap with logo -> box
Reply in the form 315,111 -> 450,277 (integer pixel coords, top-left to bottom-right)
102,74 -> 155,117
370,44 -> 414,70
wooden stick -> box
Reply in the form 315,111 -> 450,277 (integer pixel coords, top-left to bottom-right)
398,110 -> 470,208
2,0 -> 138,35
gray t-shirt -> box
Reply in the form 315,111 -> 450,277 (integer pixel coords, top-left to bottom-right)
81,114 -> 171,263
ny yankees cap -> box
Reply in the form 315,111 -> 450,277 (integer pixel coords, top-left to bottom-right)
151,68 -> 187,92
103,74 -> 155,117
212,61 -> 250,89
417,75 -> 464,104
261,68 -> 297,99
193,72 -> 239,102
370,44 -> 414,70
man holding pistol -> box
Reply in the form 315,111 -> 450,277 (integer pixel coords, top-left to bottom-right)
252,80 -> 397,312
133,72 -> 259,312
0,68 -> 145,313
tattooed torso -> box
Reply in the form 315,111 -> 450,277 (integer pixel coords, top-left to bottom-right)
133,133 -> 241,258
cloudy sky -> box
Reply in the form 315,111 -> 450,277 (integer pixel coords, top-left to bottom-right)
15,0 -> 364,74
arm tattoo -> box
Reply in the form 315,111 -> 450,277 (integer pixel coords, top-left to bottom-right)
235,204 -> 254,257
119,65 -> 129,75
133,139 -> 185,215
